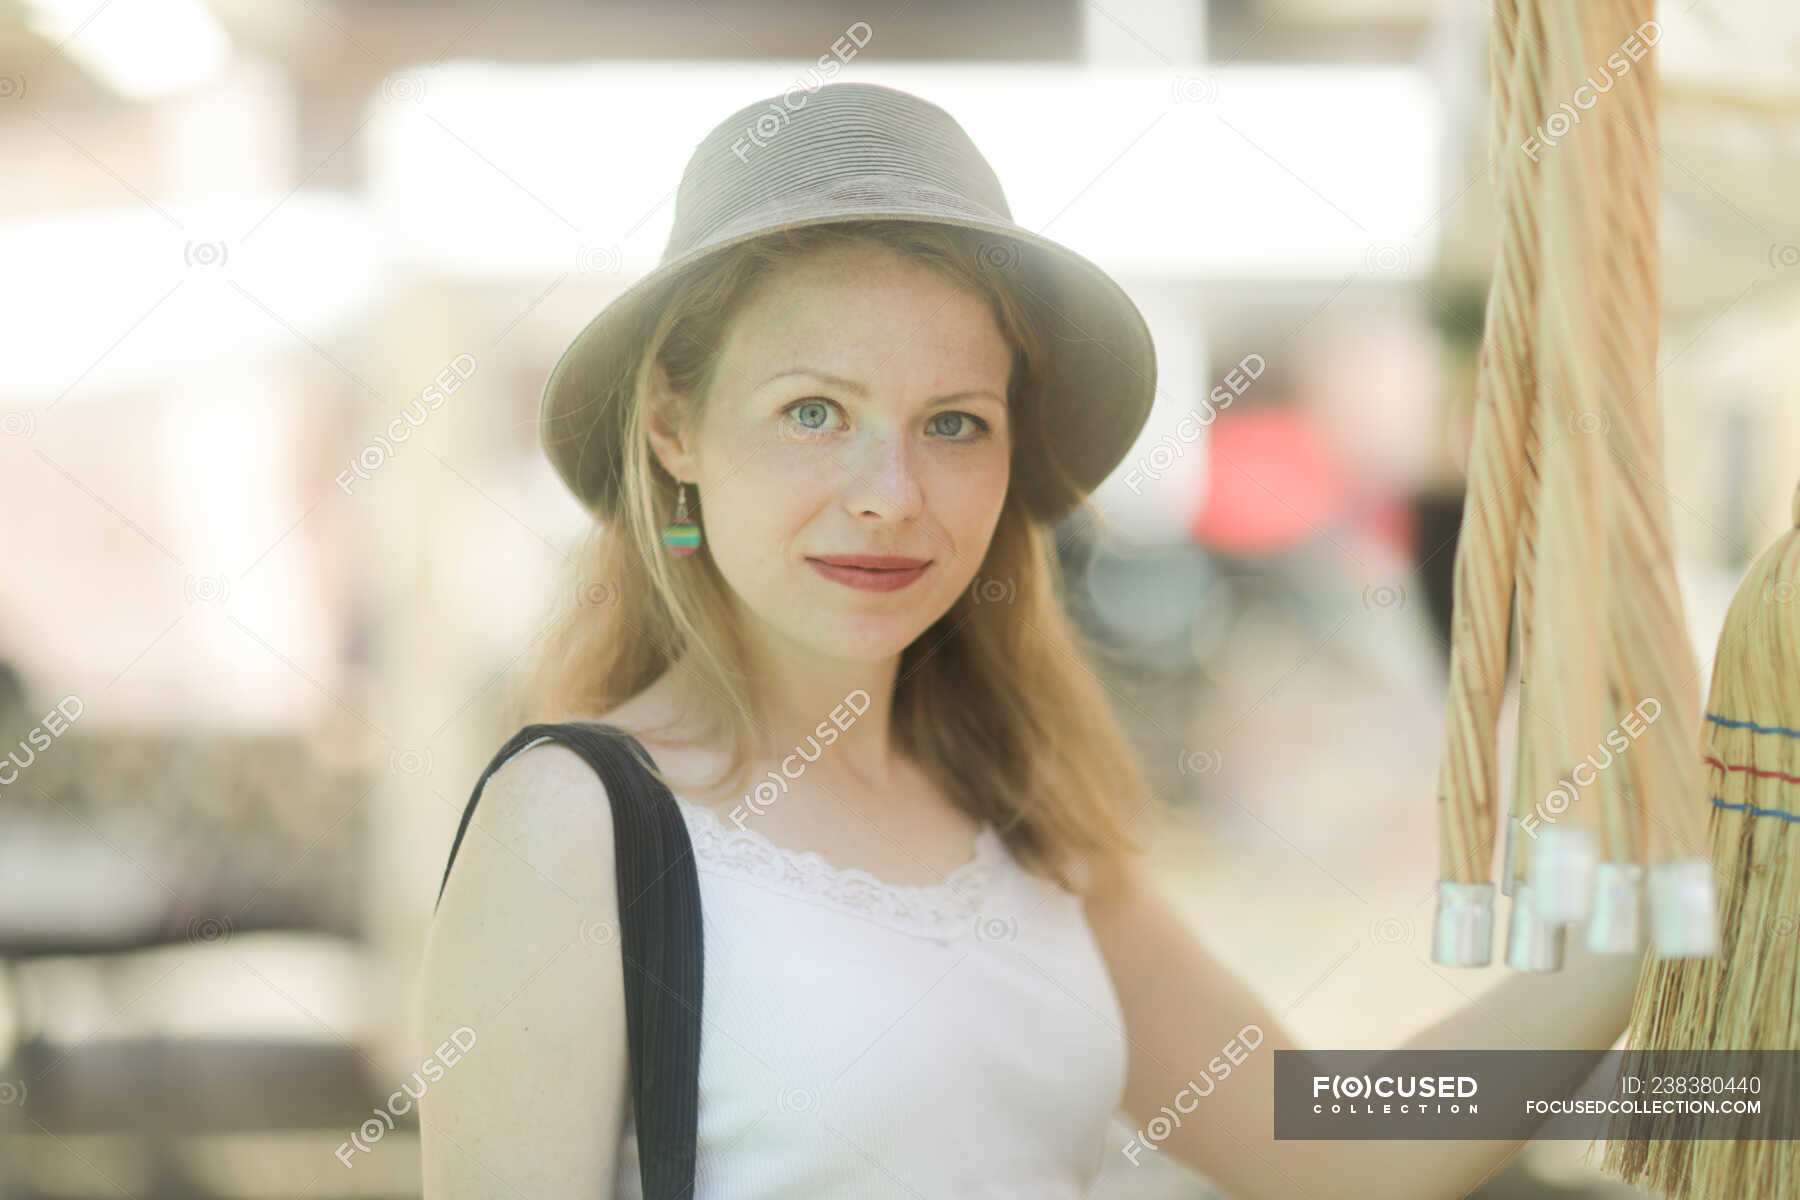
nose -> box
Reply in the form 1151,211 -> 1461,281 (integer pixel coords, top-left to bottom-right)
839,426 -> 923,521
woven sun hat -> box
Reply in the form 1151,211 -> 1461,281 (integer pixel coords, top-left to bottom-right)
539,79 -> 1157,526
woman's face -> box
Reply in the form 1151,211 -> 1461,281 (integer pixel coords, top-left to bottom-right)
653,240 -> 1014,663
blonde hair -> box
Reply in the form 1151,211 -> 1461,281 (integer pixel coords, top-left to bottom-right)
515,220 -> 1150,889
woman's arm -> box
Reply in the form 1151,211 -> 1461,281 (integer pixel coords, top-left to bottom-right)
1084,853 -> 1643,1200
416,742 -> 630,1197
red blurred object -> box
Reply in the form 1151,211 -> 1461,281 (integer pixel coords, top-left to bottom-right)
1190,407 -> 1416,558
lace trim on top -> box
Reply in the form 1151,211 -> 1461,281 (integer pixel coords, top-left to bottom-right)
673,796 -> 1005,942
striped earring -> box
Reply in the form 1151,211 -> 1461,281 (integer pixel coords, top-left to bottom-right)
661,481 -> 702,556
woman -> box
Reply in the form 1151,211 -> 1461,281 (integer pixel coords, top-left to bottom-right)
417,81 -> 1643,1198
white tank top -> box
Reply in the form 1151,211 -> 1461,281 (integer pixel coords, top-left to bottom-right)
609,791 -> 1130,1198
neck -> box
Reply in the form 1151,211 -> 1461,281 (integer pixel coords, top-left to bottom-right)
666,637 -> 905,794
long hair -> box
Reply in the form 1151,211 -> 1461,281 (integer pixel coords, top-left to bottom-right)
513,220 -> 1152,889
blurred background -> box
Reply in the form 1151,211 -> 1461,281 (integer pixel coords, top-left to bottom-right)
3,0 -> 1799,1196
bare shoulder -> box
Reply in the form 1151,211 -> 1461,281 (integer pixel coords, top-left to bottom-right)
424,734 -> 624,973
450,736 -> 619,903
417,734 -> 630,1194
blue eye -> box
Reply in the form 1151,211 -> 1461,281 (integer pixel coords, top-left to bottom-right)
783,398 -> 839,431
929,411 -> 992,440
781,398 -> 993,441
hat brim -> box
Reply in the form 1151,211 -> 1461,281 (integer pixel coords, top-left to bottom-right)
539,203 -> 1156,526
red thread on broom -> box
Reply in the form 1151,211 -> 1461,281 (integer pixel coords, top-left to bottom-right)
1701,755 -> 1800,787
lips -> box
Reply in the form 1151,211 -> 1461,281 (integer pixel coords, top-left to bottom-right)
805,553 -> 934,592
809,554 -> 931,570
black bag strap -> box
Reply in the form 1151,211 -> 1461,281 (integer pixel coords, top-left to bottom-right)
434,721 -> 701,1200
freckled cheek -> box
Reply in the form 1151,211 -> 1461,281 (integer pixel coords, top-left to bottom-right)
697,434 -> 837,548
935,448 -> 1010,512
919,457 -> 994,507
734,438 -> 846,505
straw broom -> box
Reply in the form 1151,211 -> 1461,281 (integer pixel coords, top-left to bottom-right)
1600,483 -> 1800,1196
1432,0 -> 1540,965
1505,0 -> 1635,960
1524,0 -> 1716,956
1576,0 -> 1714,951
1436,0 -> 1715,967
1498,0 -> 1548,910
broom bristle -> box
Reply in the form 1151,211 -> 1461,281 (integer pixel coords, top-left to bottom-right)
1601,488 -> 1800,1197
